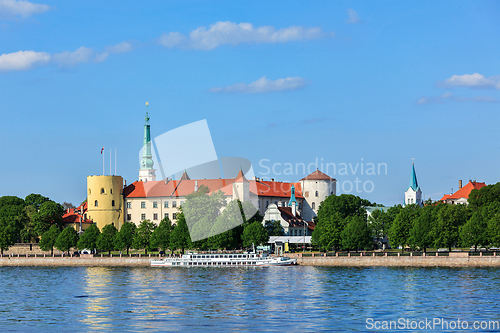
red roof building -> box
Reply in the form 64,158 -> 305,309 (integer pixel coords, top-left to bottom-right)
62,202 -> 93,233
440,180 -> 486,205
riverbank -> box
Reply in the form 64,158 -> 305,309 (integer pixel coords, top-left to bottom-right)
2,253 -> 500,267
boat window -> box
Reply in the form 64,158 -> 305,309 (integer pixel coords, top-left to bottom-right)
238,255 -> 242,258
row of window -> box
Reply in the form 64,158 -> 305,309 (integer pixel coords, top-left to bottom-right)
126,201 -> 182,209
89,188 -> 117,195
126,212 -> 178,222
94,200 -> 115,207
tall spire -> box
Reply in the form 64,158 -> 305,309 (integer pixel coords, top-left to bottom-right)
409,163 -> 419,191
138,102 -> 156,182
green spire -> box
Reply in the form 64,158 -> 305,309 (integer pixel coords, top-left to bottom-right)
140,111 -> 154,170
288,185 -> 298,206
409,163 -> 419,191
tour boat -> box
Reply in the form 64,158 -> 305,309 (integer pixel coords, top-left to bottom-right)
151,252 -> 297,267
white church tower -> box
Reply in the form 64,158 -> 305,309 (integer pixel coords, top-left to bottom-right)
138,108 -> 156,182
404,163 -> 422,206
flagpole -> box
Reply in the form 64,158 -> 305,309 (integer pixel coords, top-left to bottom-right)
110,148 -> 112,176
115,148 -> 117,176
102,148 -> 105,176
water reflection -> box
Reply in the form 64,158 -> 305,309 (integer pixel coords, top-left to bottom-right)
1,266 -> 500,331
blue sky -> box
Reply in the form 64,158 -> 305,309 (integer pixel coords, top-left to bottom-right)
1,0 -> 499,207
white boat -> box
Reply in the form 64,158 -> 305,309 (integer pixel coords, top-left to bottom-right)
151,252 -> 297,267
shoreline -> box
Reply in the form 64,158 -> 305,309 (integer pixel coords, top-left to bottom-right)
2,255 -> 500,267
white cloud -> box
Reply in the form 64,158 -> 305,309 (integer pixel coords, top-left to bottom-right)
52,46 -> 94,66
105,41 -> 134,54
347,9 -> 361,24
209,76 -> 308,94
159,21 -> 327,50
0,50 -> 50,71
441,73 -> 500,89
416,91 -> 498,105
0,0 -> 49,18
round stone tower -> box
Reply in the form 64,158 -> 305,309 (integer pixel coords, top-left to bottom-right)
87,175 -> 124,230
300,169 -> 337,221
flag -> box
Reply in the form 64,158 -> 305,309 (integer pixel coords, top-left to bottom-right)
101,147 -> 104,154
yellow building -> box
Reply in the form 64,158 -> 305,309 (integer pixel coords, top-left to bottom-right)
87,175 -> 124,230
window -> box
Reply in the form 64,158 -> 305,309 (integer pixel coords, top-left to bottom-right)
153,213 -> 158,220
95,200 -> 98,207
411,198 -> 414,204
153,201 -> 158,208
172,213 -> 177,219
141,201 -> 146,209
408,199 -> 410,205
172,201 -> 177,208
312,202 -> 315,210
101,188 -> 105,194
127,214 -> 131,221
315,191 -> 319,197
126,202 -> 131,209
88,188 -> 91,194
111,200 -> 115,207
141,213 -> 146,221
266,201 -> 269,208
164,213 -> 169,218
110,189 -> 113,194
164,201 -> 169,208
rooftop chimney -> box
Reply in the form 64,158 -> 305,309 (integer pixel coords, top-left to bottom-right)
195,180 -> 198,192
459,180 -> 463,189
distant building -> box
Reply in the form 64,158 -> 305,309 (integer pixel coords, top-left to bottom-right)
262,185 -> 315,237
404,163 -> 423,206
62,202 -> 93,234
440,180 -> 486,205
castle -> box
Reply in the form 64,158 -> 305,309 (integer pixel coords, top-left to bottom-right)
84,112 -> 337,236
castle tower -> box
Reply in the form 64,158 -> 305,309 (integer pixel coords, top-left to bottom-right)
404,163 -> 423,206
138,110 -> 156,182
300,169 -> 336,221
87,175 -> 124,230
232,169 -> 250,202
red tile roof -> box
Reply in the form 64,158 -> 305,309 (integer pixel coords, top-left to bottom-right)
62,202 -> 92,224
256,181 -> 304,198
124,178 -> 304,199
440,181 -> 487,201
300,169 -> 336,181
277,206 -> 314,230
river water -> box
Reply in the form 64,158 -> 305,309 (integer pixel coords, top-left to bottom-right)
1,266 -> 499,332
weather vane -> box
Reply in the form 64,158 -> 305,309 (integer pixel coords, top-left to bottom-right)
145,101 -> 149,108
412,157 -> 415,164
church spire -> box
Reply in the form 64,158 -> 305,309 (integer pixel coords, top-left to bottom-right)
138,102 -> 156,182
409,163 -> 419,191
288,185 -> 298,207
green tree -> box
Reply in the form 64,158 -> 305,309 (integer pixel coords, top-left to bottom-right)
409,204 -> 437,252
340,215 -> 372,251
0,202 -> 27,255
24,193 -> 50,210
460,208 -> 488,251
77,224 -> 101,251
368,209 -> 391,248
170,213 -> 192,253
114,221 -> 136,255
434,204 -> 468,251
150,217 -> 173,253
39,225 -> 61,255
312,212 -> 345,251
97,224 -> 118,255
468,182 -> 500,210
209,200 -> 243,250
264,220 -> 285,236
55,227 -> 79,255
389,205 -> 419,252
132,219 -> 156,254
20,205 -> 38,243
242,221 -> 269,248
33,201 -> 64,237
488,214 -> 500,247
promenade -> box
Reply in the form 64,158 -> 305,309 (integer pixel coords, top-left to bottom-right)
1,252 -> 500,267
